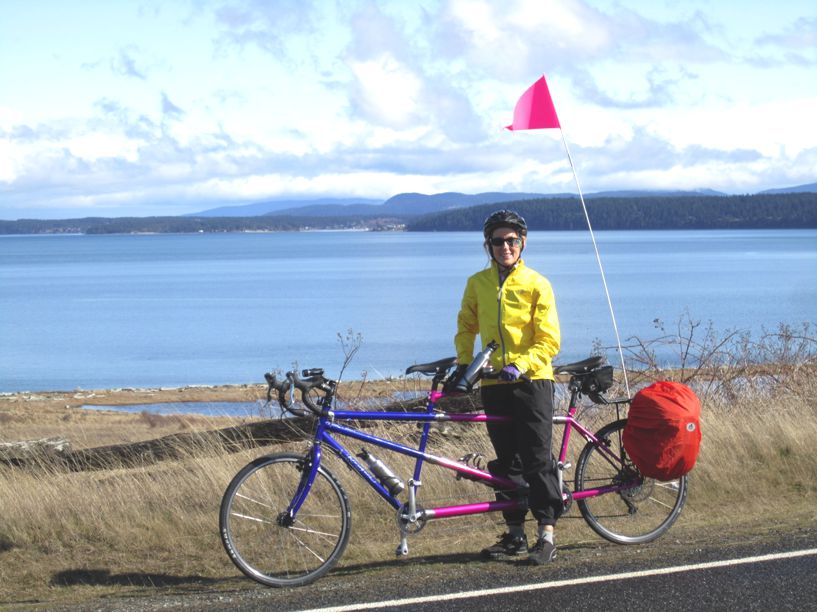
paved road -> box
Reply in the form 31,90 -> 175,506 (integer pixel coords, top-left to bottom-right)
60,524 -> 815,611
300,548 -> 817,612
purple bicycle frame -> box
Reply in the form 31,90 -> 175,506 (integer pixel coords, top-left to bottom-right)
285,389 -> 635,523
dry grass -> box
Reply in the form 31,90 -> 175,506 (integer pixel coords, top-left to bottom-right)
1,369 -> 816,606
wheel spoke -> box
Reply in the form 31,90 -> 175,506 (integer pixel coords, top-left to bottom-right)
645,495 -> 675,511
655,480 -> 680,491
289,522 -> 341,540
220,454 -> 351,587
286,531 -> 329,563
230,512 -> 275,525
235,492 -> 277,509
574,419 -> 687,544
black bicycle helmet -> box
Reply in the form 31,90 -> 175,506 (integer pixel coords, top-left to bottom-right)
483,209 -> 528,238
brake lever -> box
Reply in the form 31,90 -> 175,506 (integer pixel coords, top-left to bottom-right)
264,372 -> 281,402
288,370 -> 327,414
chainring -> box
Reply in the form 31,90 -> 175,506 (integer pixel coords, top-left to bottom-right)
396,502 -> 427,534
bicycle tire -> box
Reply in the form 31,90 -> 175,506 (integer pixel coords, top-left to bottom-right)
575,419 -> 687,545
220,452 -> 351,587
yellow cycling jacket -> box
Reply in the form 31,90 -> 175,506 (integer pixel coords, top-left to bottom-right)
455,259 -> 560,384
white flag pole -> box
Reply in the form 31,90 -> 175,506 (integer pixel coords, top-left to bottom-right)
557,131 -> 631,397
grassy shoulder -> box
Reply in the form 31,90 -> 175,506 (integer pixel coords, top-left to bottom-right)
0,379 -> 409,449
1,371 -> 816,607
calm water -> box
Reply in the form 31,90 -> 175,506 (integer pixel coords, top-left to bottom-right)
1,230 -> 815,393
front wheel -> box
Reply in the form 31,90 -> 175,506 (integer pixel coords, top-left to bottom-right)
575,419 -> 687,544
220,452 -> 351,587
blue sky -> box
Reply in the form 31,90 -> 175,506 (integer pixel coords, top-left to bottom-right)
1,0 -> 815,219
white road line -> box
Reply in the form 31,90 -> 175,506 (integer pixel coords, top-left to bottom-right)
298,548 -> 817,612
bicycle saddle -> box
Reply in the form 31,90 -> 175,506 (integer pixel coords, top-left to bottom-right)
405,356 -> 458,375
553,356 -> 605,375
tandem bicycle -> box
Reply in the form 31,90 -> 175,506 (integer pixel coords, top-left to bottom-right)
219,345 -> 688,587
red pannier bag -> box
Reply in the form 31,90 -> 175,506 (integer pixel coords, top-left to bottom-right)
623,381 -> 701,480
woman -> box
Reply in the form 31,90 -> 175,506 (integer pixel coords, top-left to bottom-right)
454,209 -> 562,565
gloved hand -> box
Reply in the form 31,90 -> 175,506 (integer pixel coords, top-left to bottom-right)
444,364 -> 469,393
499,364 -> 521,381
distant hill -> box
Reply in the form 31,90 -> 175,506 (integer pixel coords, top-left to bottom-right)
263,189 -> 729,218
377,192 -> 549,215
3,182 -> 815,234
759,182 -> 817,195
192,189 -> 736,218
265,203 -> 385,217
4,192 -> 814,235
257,192 -> 550,217
191,197 -> 383,217
587,188 -> 726,198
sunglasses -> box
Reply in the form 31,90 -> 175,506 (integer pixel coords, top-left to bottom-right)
489,236 -> 522,248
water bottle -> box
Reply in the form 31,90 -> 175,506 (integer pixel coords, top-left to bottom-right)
454,340 -> 499,393
358,449 -> 404,495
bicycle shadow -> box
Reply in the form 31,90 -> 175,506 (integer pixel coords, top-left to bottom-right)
330,538 -> 607,578
49,538 -> 607,589
332,547 -> 574,575
330,551 -> 483,578
51,568 -> 221,589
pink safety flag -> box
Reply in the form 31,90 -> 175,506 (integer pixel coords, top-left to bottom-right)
505,75 -> 561,131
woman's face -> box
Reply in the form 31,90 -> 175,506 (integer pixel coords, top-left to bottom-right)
489,226 -> 524,267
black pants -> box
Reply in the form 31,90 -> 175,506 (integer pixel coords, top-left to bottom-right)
481,379 -> 562,526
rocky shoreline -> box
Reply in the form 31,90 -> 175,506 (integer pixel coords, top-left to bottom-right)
0,383 -> 269,413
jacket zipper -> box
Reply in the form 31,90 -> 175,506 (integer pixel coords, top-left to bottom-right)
496,266 -> 508,367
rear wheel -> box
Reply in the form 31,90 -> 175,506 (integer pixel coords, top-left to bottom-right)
575,419 -> 687,544
220,453 -> 351,587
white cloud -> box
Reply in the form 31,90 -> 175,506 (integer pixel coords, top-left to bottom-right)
0,139 -> 16,182
507,0 -> 609,46
66,132 -> 142,163
1,0 -> 816,218
446,0 -> 502,43
349,54 -> 423,127
645,97 -> 817,157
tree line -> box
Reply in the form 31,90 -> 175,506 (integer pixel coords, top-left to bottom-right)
1,192 -> 815,234
405,193 -> 817,231
0,215 -> 400,235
